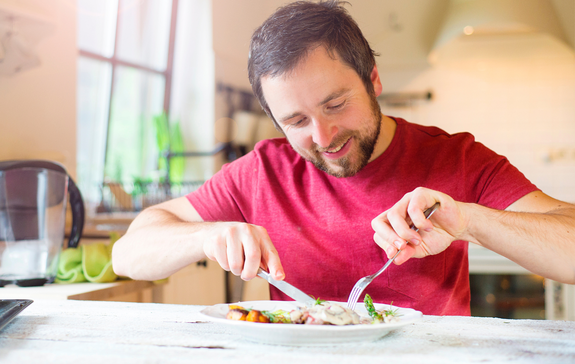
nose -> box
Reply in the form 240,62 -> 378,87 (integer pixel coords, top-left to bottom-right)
311,117 -> 337,149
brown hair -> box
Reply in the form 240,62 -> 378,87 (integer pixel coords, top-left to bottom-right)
248,0 -> 378,129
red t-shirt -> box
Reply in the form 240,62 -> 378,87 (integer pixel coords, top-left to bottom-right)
187,117 -> 539,315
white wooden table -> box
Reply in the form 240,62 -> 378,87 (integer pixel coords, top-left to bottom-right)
2,300 -> 574,363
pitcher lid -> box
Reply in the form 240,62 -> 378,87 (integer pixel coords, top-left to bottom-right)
0,160 -> 67,174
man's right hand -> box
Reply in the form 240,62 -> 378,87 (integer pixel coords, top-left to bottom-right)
202,221 -> 284,281
112,196 -> 285,282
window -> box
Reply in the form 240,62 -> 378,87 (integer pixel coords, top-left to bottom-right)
76,0 -> 178,206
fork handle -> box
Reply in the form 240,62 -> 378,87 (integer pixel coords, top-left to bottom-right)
373,249 -> 401,279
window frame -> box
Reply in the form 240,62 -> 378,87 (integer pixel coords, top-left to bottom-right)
77,0 -> 179,183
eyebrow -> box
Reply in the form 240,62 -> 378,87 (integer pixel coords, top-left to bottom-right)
318,88 -> 350,106
277,88 -> 351,124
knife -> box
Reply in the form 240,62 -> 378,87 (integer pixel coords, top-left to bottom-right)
257,268 -> 316,307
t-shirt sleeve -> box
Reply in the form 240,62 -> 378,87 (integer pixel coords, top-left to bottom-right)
185,152 -> 259,222
465,140 -> 540,210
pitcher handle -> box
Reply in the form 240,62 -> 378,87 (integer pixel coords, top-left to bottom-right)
67,177 -> 85,248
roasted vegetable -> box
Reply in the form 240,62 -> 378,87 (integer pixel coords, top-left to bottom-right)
246,309 -> 271,323
228,304 -> 246,310
226,308 -> 249,321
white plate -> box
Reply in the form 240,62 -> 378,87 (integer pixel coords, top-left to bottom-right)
199,300 -> 422,346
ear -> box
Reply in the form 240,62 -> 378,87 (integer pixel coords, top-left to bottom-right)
370,65 -> 383,97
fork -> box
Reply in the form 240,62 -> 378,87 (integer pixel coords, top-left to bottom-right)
346,202 -> 440,310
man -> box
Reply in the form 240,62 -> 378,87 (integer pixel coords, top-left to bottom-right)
112,1 -> 575,315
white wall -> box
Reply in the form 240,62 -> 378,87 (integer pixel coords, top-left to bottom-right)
380,60 -> 575,203
375,0 -> 575,203
212,0 -> 286,91
0,0 -> 77,178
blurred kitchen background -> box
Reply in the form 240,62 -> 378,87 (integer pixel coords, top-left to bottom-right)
0,0 -> 573,319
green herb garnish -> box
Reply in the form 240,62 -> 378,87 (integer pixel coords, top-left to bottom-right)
311,296 -> 326,305
381,303 -> 400,318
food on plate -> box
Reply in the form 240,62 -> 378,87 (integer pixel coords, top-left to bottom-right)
225,295 -> 401,325
291,301 -> 361,325
364,294 -> 400,324
226,304 -> 271,322
226,307 -> 248,321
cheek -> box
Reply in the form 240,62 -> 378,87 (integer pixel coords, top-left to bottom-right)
285,129 -> 314,151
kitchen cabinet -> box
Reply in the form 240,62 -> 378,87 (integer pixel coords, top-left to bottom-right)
469,243 -> 574,320
160,259 -> 226,305
242,276 -> 270,301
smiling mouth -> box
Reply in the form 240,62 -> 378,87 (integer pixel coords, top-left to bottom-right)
324,137 -> 351,154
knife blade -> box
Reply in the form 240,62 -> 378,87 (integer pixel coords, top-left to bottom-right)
257,268 -> 316,307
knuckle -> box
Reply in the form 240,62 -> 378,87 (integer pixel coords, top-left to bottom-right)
228,261 -> 243,273
252,224 -> 269,236
221,225 -> 236,239
413,186 -> 426,195
244,249 -> 260,262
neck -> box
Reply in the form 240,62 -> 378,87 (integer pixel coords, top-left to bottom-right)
368,114 -> 397,163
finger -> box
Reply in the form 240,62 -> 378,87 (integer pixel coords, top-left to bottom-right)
373,232 -> 398,259
265,250 -> 285,281
393,244 -> 416,265
381,211 -> 420,249
374,231 -> 416,263
388,193 -> 439,247
372,212 -> 408,251
226,229 -> 245,276
210,238 -> 230,271
408,201 -> 439,233
240,233 -> 262,281
384,195 -> 422,248
371,210 -> 420,249
259,232 -> 284,280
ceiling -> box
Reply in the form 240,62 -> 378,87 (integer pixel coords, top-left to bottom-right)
212,0 -> 575,77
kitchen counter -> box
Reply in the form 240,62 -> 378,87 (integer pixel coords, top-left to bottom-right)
2,300 -> 574,363
0,280 -> 163,302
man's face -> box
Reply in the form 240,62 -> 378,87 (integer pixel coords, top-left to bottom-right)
261,47 -> 385,178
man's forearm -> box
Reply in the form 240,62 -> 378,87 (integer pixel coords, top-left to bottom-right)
112,207 -> 209,281
463,204 -> 575,284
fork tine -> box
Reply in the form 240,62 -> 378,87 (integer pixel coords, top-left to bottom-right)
350,293 -> 360,309
347,290 -> 355,308
348,297 -> 356,310
348,291 -> 356,308
347,285 -> 363,310
351,292 -> 360,308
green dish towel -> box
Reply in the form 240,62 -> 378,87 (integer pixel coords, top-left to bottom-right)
56,234 -> 119,284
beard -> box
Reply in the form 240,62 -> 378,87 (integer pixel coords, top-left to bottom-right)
289,93 -> 382,178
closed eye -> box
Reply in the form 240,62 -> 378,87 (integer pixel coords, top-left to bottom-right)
290,117 -> 307,127
327,101 -> 345,110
